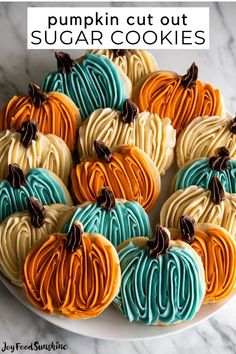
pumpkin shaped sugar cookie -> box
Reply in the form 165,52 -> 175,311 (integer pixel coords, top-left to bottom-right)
0,198 -> 75,286
0,119 -> 72,185
114,225 -> 205,324
78,99 -> 176,175
64,187 -> 152,246
42,52 -> 132,119
176,112 -> 236,167
89,49 -> 158,86
174,147 -> 236,193
71,141 -> 161,211
172,216 -> 236,303
23,222 -> 121,319
160,176 -> 236,239
0,83 -> 80,151
0,164 -> 72,223
133,63 -> 224,135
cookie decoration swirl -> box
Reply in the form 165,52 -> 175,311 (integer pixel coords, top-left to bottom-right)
209,176 -> 225,204
55,51 -> 75,73
64,198 -> 151,247
180,215 -> 195,244
176,113 -> 236,168
0,128 -> 73,185
28,83 -> 47,108
181,62 -> 198,89
28,197 -> 46,228
134,63 -> 224,135
0,167 -> 72,223
174,149 -> 236,194
0,84 -> 80,152
17,119 -> 38,148
147,225 -> 169,258
23,228 -> 121,318
121,99 -> 139,124
89,49 -> 158,86
114,233 -> 205,324
0,203 -> 75,286
78,108 -> 175,175
173,222 -> 236,303
7,164 -> 26,188
160,185 -> 236,240
43,53 -> 131,120
97,187 -> 116,211
71,145 -> 161,211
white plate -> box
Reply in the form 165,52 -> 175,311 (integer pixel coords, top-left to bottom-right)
1,163 -> 236,340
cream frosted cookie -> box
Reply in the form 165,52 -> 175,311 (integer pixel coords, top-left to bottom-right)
89,49 -> 158,86
23,222 -> 121,319
171,216 -> 236,303
42,52 -> 132,120
0,198 -> 75,286
0,83 -> 81,151
0,119 -> 72,185
64,187 -> 152,246
114,225 -> 205,325
176,112 -> 236,167
78,100 -> 176,175
160,176 -> 236,239
72,142 -> 161,211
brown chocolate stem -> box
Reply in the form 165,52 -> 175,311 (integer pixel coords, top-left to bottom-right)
180,215 -> 195,244
97,187 -> 116,211
28,197 -> 46,228
28,83 -> 47,108
17,119 -> 38,149
67,222 -> 82,253
7,164 -> 26,188
121,99 -> 139,124
55,52 -> 75,74
209,146 -> 230,171
94,141 -> 112,163
218,147 -> 230,157
209,176 -> 225,204
111,49 -> 130,57
229,116 -> 236,134
181,62 -> 198,89
147,225 -> 169,259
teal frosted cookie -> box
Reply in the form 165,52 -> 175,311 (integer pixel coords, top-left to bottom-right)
0,164 -> 72,222
114,226 -> 205,325
42,52 -> 132,119
64,188 -> 151,246
174,147 -> 236,193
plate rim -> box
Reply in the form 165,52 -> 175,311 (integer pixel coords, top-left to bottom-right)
1,274 -> 235,341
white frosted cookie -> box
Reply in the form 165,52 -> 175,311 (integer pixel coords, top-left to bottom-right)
176,112 -> 235,167
0,198 -> 75,286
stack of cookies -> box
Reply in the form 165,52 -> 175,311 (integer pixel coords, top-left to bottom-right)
0,48 -> 235,326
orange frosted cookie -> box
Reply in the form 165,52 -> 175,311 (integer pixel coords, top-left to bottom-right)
0,83 -> 81,151
71,142 -> 161,211
23,222 -> 121,319
134,63 -> 224,135
172,216 -> 236,303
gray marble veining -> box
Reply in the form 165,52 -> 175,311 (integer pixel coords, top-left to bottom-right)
0,2 -> 236,354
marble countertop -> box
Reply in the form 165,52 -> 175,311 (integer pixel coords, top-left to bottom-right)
0,2 -> 236,353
